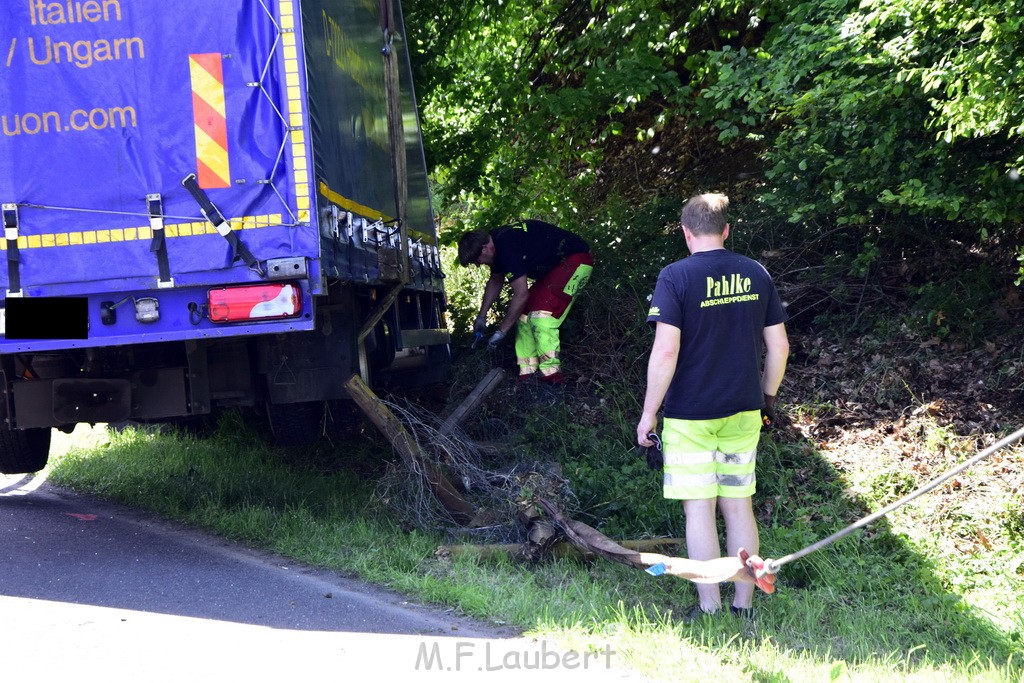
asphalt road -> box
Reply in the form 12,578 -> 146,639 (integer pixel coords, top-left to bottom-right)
0,473 -> 648,682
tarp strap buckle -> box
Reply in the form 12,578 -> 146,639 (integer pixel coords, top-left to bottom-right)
180,173 -> 264,277
2,203 -> 23,297
147,194 -> 174,288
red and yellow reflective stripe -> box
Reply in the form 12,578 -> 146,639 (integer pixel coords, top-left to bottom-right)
189,53 -> 231,189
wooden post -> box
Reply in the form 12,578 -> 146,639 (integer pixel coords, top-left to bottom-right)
442,368 -> 506,431
344,374 -> 477,525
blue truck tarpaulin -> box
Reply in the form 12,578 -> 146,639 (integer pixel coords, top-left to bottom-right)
0,0 -> 317,291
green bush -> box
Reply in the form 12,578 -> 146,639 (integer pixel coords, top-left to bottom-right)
439,243 -> 490,343
906,262 -> 1008,342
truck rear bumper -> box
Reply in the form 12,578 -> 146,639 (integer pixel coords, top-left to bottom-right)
0,283 -> 315,355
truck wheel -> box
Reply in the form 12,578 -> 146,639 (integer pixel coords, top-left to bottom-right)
0,427 -> 52,474
266,401 -> 322,448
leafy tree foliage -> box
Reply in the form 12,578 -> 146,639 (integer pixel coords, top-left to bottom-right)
405,0 -> 1023,255
701,0 -> 1024,235
405,0 -> 769,232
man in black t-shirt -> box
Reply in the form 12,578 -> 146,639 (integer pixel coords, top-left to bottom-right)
636,194 -> 789,618
458,220 -> 593,383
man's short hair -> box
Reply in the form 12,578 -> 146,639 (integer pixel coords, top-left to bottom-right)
457,230 -> 490,266
680,193 -> 729,236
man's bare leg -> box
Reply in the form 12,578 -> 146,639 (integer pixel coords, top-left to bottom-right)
683,497 -> 721,612
719,496 -> 759,609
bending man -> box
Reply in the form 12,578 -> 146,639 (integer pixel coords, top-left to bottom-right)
458,220 -> 593,384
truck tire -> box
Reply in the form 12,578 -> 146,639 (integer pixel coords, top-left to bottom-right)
0,427 -> 52,474
266,401 -> 322,448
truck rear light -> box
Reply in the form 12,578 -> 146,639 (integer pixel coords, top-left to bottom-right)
207,284 -> 301,323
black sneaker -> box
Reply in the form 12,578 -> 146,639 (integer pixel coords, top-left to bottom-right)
730,605 -> 753,620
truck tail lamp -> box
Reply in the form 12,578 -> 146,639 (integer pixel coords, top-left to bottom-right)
207,284 -> 301,323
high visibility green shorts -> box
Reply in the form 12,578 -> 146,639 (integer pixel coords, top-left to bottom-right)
661,411 -> 761,500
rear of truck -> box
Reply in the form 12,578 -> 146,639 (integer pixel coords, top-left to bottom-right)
0,0 -> 449,473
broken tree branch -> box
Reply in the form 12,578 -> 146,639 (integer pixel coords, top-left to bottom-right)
344,374 -> 477,525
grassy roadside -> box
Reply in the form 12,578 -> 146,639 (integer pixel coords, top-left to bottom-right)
45,400 -> 1023,682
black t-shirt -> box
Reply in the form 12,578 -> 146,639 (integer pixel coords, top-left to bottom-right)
490,220 -> 589,281
647,249 -> 788,420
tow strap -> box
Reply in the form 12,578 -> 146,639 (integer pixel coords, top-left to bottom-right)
759,424 -> 1024,577
146,194 -> 174,288
2,203 -> 23,297
181,173 -> 264,277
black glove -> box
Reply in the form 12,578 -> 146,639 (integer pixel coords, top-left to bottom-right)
761,393 -> 777,430
487,329 -> 507,350
638,433 -> 663,470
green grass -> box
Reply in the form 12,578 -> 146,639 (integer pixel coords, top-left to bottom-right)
45,407 -> 1023,683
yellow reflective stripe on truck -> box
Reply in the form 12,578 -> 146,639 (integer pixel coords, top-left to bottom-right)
318,181 -> 393,223
317,182 -> 437,245
0,214 -> 284,250
279,0 -> 310,223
